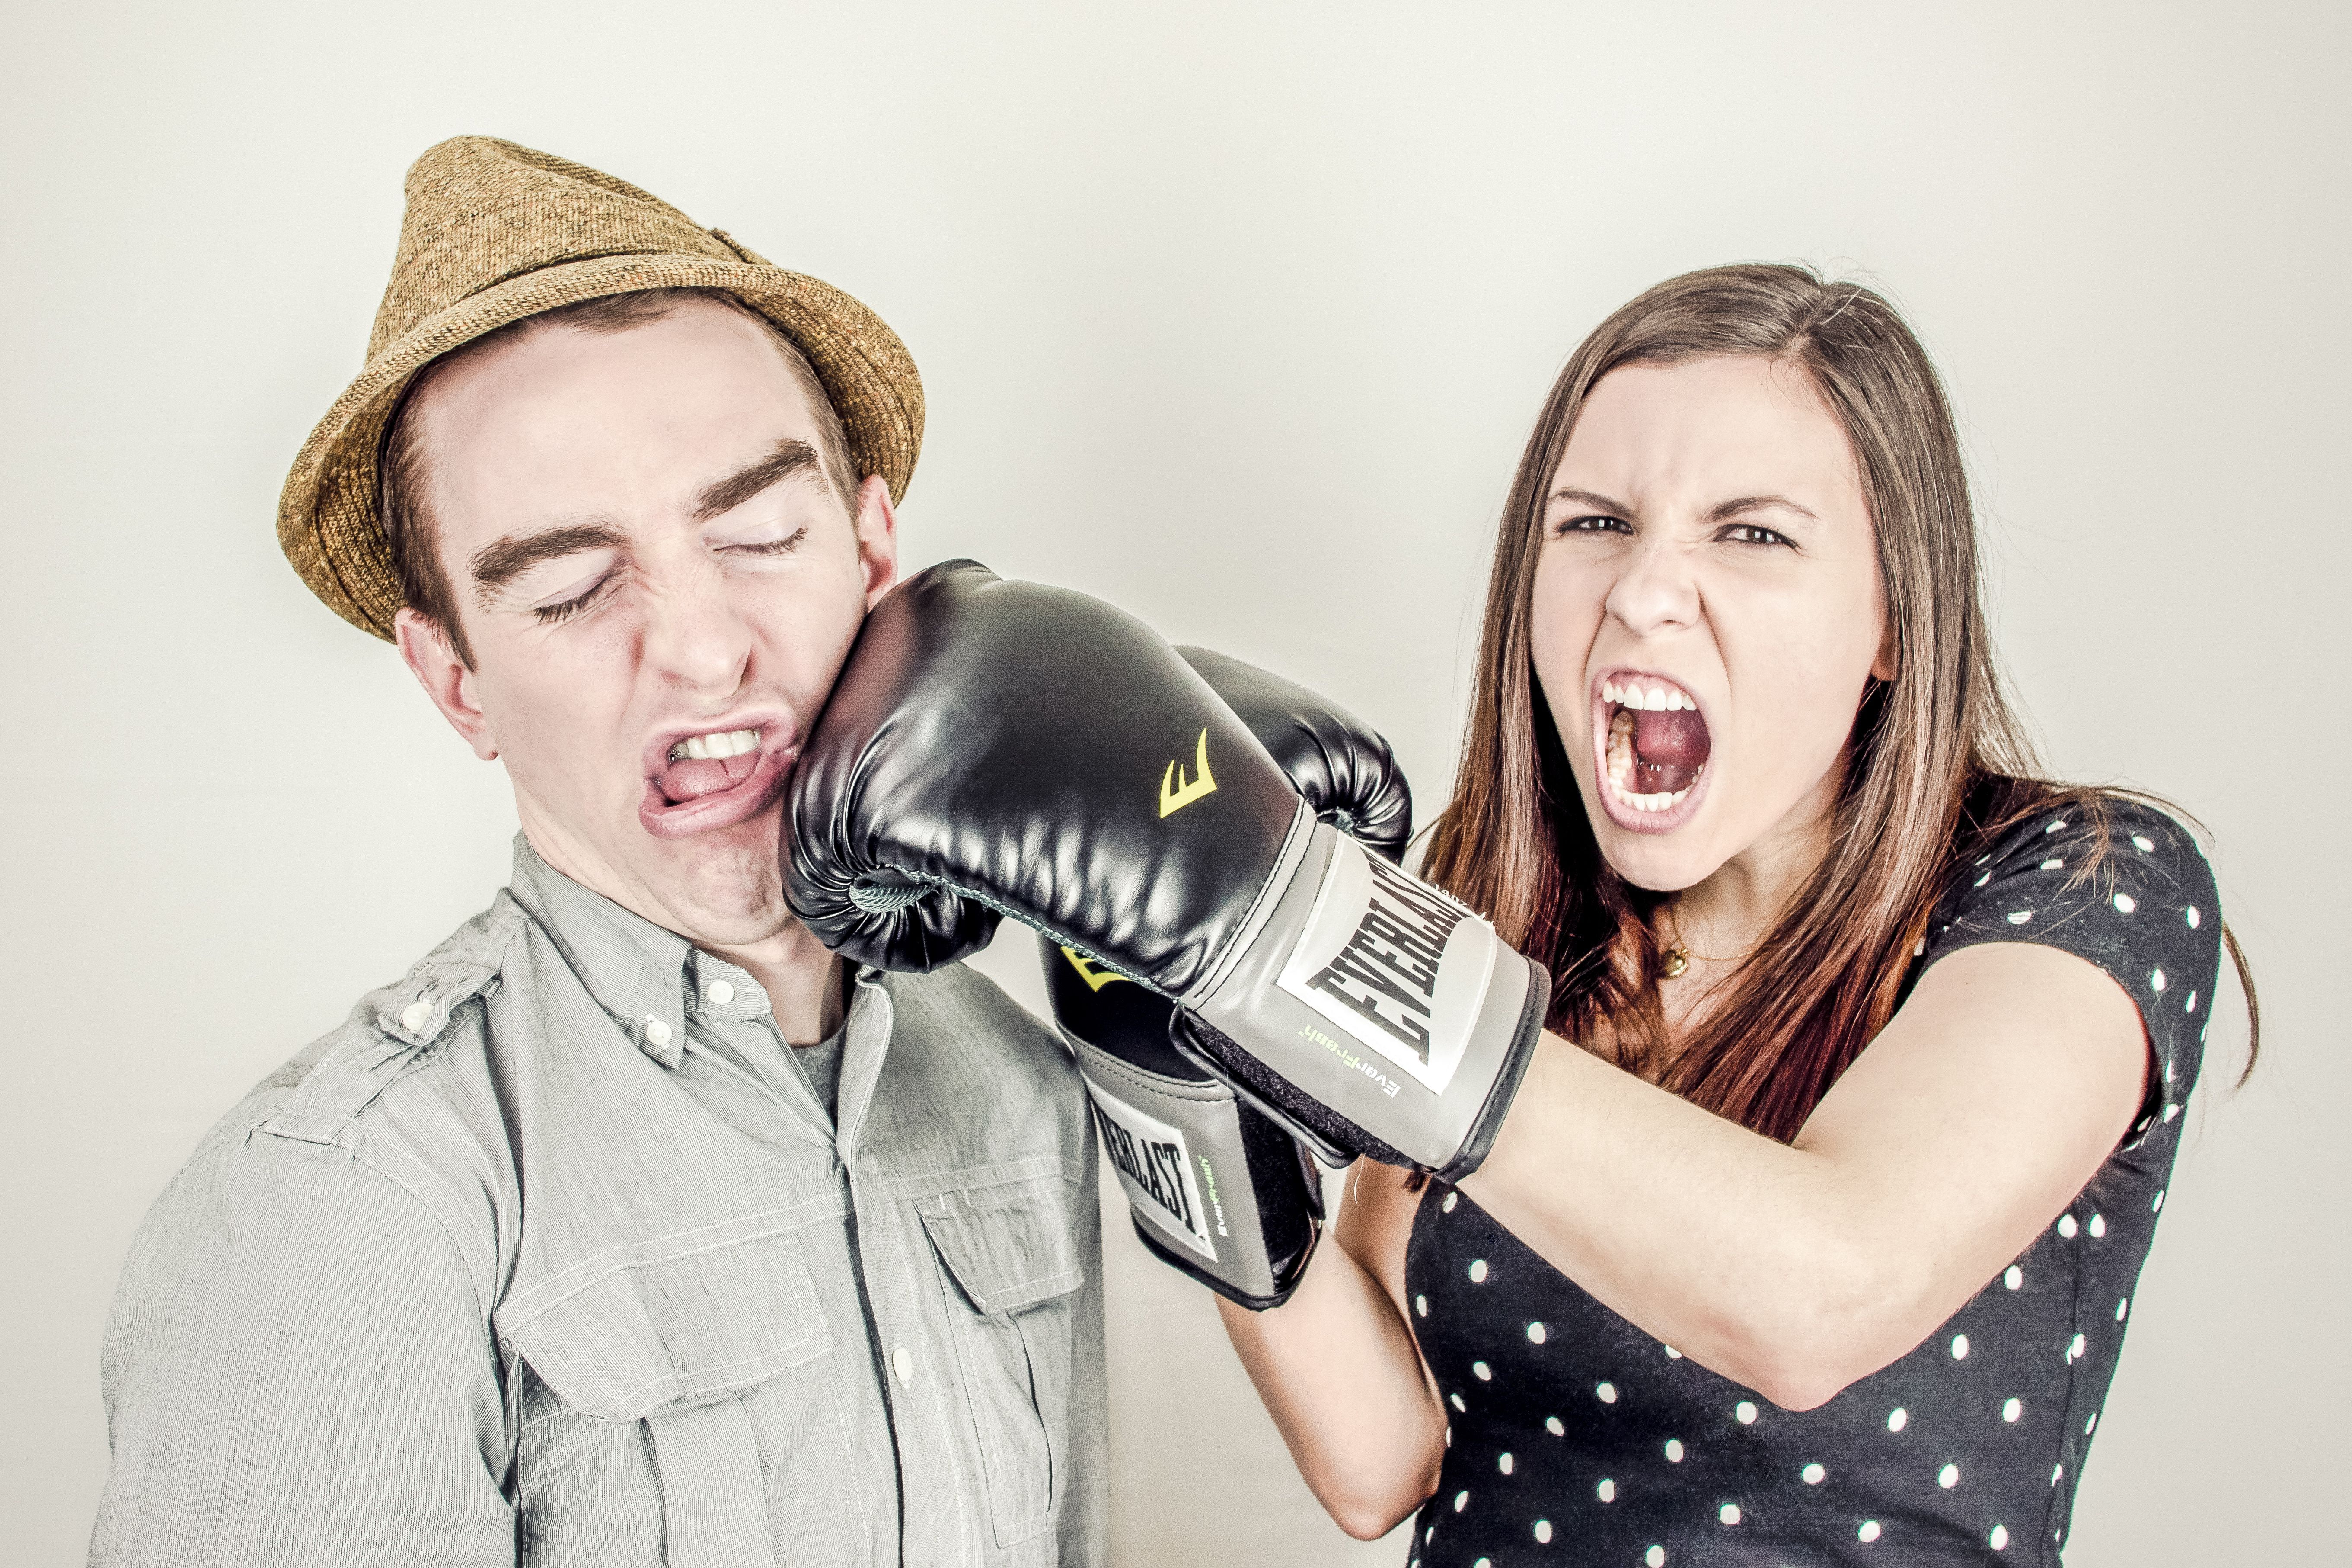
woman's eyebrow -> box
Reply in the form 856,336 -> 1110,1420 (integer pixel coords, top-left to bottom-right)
1552,488 -> 1635,516
1708,494 -> 1820,523
469,522 -> 628,600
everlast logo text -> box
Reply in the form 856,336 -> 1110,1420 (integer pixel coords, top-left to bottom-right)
1303,855 -> 1467,1062
1091,1101 -> 1196,1235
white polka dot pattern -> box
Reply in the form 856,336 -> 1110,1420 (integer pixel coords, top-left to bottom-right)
1400,801 -> 2216,1567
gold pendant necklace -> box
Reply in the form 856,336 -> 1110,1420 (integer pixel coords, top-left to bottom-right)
1661,909 -> 1746,980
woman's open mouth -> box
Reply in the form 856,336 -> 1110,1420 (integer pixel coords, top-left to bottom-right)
1596,674 -> 1712,828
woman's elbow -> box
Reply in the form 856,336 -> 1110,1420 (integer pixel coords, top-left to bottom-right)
1721,1260 -> 1928,1410
1302,1442 -> 1440,1541
1745,1362 -> 1850,1413
1318,1480 -> 1430,1542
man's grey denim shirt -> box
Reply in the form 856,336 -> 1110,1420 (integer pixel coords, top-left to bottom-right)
92,840 -> 1106,1567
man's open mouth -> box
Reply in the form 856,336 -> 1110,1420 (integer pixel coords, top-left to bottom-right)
639,724 -> 797,838
658,727 -> 766,803
1599,675 -> 1712,815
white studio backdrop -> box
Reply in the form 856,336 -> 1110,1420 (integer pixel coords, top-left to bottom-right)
2,3 -> 2342,1562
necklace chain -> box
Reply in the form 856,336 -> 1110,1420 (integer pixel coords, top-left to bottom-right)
1660,905 -> 1751,979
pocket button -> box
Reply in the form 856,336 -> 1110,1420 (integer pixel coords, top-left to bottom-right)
892,1345 -> 914,1384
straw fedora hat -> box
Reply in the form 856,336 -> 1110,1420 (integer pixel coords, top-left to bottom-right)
277,135 -> 924,639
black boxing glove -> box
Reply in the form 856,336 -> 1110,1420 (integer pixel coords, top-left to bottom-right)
788,562 -> 1547,1180
1049,648 -> 1411,1308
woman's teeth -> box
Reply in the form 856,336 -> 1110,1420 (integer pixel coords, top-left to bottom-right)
1604,708 -> 1700,814
669,728 -> 760,762
1600,678 -> 1698,712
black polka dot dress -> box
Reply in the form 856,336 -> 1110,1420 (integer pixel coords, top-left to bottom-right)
1406,799 -> 2220,1566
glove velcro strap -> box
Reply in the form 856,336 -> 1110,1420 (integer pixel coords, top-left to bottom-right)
1171,1013 -> 1412,1170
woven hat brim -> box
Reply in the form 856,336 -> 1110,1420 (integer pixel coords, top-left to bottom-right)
278,253 -> 924,640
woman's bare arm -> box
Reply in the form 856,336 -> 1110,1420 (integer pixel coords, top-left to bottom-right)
1462,942 -> 2148,1409
1215,1159 -> 1442,1539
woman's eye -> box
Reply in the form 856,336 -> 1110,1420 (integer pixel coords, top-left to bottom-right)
1721,523 -> 1793,547
1555,514 -> 1631,537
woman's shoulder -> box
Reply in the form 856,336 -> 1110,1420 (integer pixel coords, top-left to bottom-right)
1929,786 -> 2222,1051
1944,788 -> 2218,919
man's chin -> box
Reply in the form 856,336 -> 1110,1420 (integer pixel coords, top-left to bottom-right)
621,810 -> 799,945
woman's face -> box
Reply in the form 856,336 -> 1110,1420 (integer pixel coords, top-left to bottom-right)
1529,354 -> 1892,893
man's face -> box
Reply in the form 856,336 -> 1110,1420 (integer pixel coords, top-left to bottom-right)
393,299 -> 896,943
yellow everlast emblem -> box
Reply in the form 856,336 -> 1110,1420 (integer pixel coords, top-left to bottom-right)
1061,947 -> 1127,991
1158,728 -> 1218,818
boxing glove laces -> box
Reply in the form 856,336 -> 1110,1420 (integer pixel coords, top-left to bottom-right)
1044,646 -> 1411,1308
787,562 -> 1548,1181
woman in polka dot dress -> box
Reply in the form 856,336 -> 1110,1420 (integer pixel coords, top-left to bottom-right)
1216,265 -> 2253,1566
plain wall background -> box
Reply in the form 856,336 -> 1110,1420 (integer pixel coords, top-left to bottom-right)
3,3 -> 2343,1561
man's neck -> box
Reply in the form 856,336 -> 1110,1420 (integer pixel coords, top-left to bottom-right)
517,811 -> 849,1046
698,926 -> 847,1045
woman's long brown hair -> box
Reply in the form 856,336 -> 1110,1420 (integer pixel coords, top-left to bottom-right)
1421,264 -> 2256,1142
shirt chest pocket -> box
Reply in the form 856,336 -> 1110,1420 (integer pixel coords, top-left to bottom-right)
500,1226 -> 836,1568
917,1174 -> 1088,1551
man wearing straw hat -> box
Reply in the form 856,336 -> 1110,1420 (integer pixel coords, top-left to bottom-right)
90,138 -> 1105,1567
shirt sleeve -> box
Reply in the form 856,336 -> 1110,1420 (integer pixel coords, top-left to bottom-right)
1921,796 -> 2224,1133
90,1129 -> 514,1568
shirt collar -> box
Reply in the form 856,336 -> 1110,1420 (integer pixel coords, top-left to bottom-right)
504,836 -> 698,1068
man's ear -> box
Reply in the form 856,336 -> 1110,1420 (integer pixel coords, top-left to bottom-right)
395,607 -> 499,760
852,474 -> 900,611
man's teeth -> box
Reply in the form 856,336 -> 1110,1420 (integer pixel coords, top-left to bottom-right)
669,728 -> 760,763
1600,678 -> 1697,712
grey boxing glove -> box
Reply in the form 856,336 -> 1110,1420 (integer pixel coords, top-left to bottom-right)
1047,647 -> 1411,1308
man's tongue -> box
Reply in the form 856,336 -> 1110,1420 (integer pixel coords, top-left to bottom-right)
658,750 -> 761,805
1632,708 -> 1711,795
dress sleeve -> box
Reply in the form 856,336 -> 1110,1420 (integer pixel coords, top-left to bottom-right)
1921,796 -> 2225,1140
89,1131 -> 515,1568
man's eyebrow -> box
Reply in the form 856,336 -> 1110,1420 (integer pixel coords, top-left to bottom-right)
469,522 -> 628,598
1551,488 -> 1636,517
693,439 -> 825,521
1707,494 -> 1820,524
